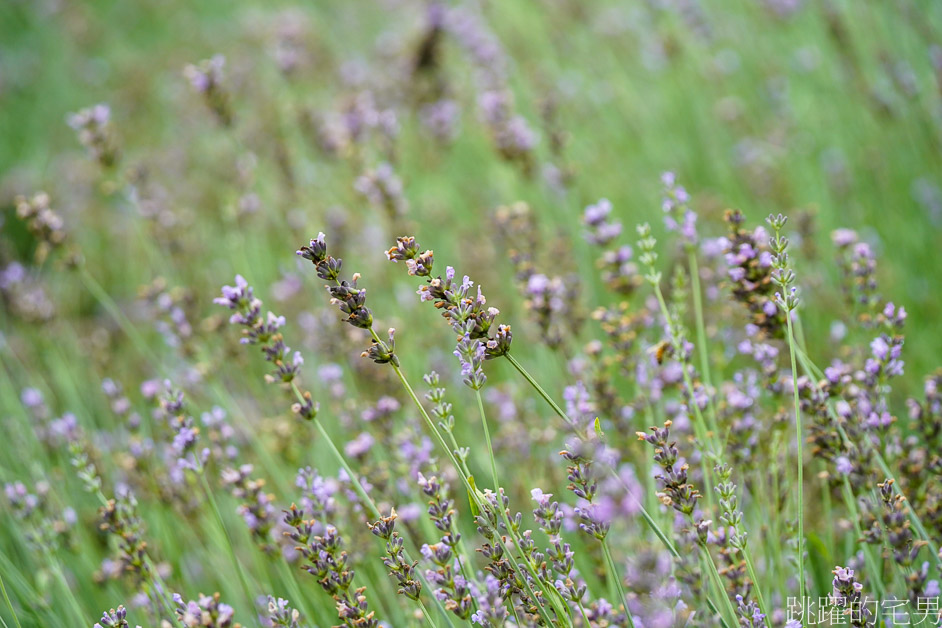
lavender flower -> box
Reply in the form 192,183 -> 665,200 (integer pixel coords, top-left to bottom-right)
284,509 -> 380,627
215,275 -> 316,419
470,575 -> 510,626
354,162 -> 409,218
183,55 -> 233,125
583,198 -> 622,246
661,172 -> 698,247
385,235 -> 513,359
829,566 -> 873,627
637,422 -> 704,535
94,605 -> 135,628
264,596 -> 300,627
173,592 -> 237,627
368,509 -> 423,600
454,334 -> 487,390
67,103 -> 118,167
221,464 -> 277,552
14,192 -> 73,265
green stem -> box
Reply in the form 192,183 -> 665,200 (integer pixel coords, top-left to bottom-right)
385,355 -> 562,626
44,553 -> 86,626
475,390 -> 501,494
503,352 -> 680,560
601,539 -> 635,628
274,558 -> 317,625
650,281 -> 719,502
289,382 -> 460,625
418,599 -> 438,628
0,571 -> 22,628
784,313 -> 806,604
652,282 -> 720,443
794,345 -> 942,573
78,266 -> 163,369
687,251 -> 720,427
702,546 -> 739,627
741,548 -> 772,628
841,479 -> 887,600
196,468 -> 255,614
503,353 -> 578,433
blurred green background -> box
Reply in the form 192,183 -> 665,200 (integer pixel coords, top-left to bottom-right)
3,0 -> 941,377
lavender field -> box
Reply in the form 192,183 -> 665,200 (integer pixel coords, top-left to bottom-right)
2,1 -> 942,626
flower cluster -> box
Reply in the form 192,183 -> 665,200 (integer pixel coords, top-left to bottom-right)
637,422 -> 707,540
297,233 -> 373,329
284,508 -> 379,628
368,509 -> 423,601
221,464 -> 277,552
386,235 -> 513,359
660,172 -> 698,246
94,605 -> 138,628
214,275 -> 315,418
721,210 -> 782,337
172,592 -> 238,627
421,541 -> 473,619
583,199 -> 641,296
183,55 -> 233,125
828,566 -> 873,628
67,103 -> 118,167
264,596 -> 301,628
559,444 -> 610,541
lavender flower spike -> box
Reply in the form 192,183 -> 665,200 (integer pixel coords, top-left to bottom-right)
94,605 -> 135,628
454,334 -> 487,390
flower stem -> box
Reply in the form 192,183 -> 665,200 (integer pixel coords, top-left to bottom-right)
503,352 -> 680,560
384,354 -> 563,626
287,381 -> 456,625
196,467 -> 255,615
687,250 -> 720,427
475,389 -> 501,495
784,313 -> 806,604
794,345 -> 942,571
741,547 -> 772,628
601,539 -> 635,628
0,571 -> 19,628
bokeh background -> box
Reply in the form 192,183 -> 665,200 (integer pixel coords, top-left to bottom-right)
3,0 -> 942,377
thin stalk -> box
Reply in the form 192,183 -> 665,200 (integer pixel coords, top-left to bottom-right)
704,596 -> 734,628
42,552 -> 86,626
576,601 -> 592,628
468,391 -> 566,620
0,571 -> 21,628
196,468 -> 255,613
418,599 -> 438,628
87,488 -> 180,625
78,266 -> 163,369
274,558 -> 317,624
784,313 -> 806,604
794,346 -> 942,572
741,549 -> 772,628
385,355 -> 562,626
503,352 -> 577,433
702,547 -> 739,627
504,352 -> 680,560
649,282 -> 719,513
475,390 -> 501,494
288,382 -> 464,624
601,539 -> 635,628
652,282 -> 720,441
687,251 -> 720,427
841,479 -> 887,600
